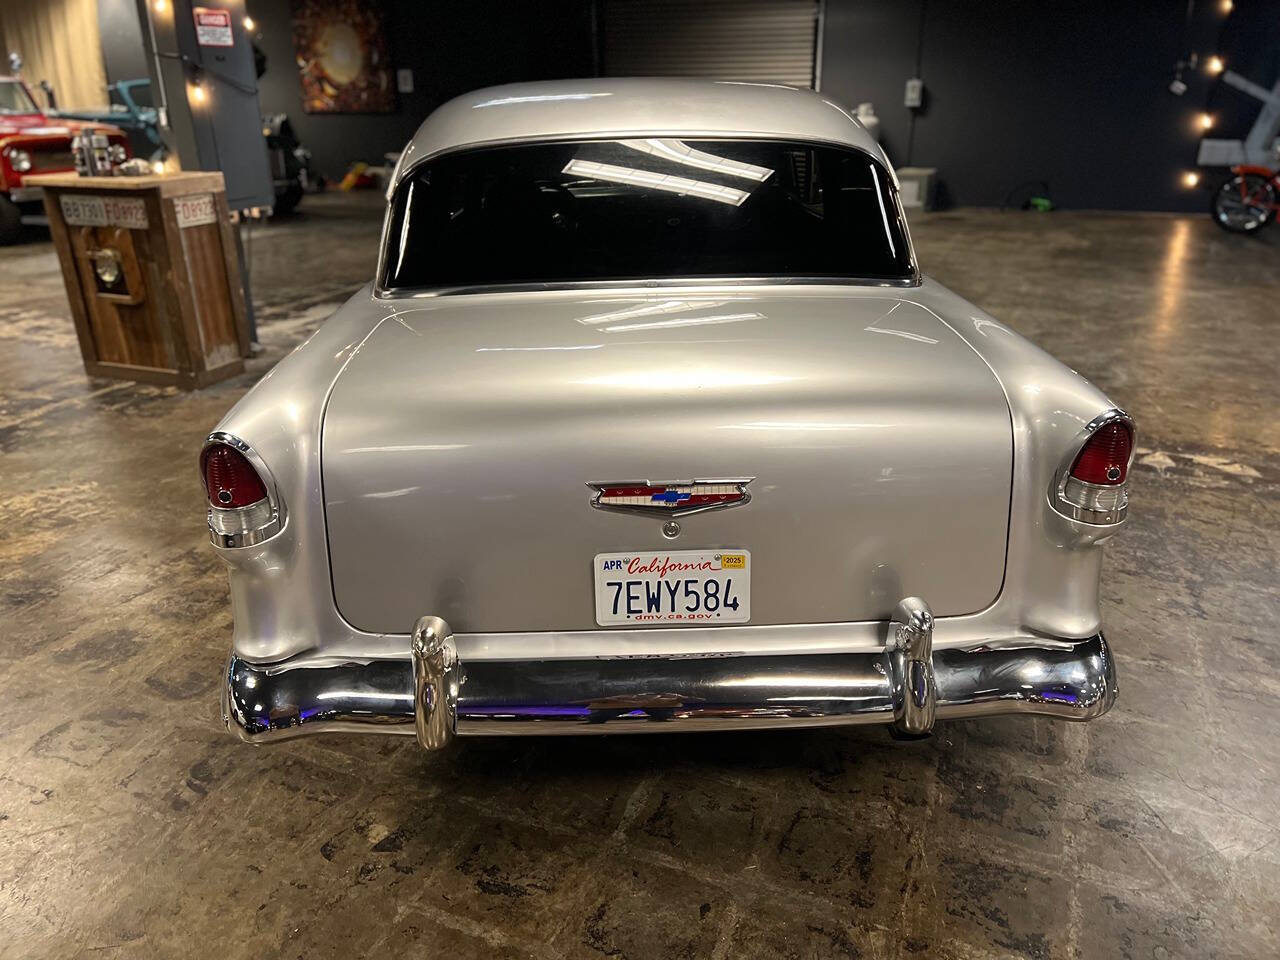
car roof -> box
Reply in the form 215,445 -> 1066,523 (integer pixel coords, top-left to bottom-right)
394,78 -> 886,188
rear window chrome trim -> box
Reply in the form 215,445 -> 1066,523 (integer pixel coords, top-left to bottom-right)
372,273 -> 923,300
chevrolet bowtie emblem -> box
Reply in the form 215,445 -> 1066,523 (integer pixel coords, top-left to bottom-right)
586,478 -> 754,517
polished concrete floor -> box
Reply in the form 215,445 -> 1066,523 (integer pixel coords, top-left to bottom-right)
1,194 -> 1277,959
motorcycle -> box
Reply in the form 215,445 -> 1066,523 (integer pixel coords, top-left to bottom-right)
262,113 -> 322,215
1210,163 -> 1280,234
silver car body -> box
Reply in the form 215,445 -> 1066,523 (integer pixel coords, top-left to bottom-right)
210,80 -> 1125,748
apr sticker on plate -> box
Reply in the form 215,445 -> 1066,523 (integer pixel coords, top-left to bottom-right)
593,550 -> 750,626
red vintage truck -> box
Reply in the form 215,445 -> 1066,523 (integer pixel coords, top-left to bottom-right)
0,74 -> 130,244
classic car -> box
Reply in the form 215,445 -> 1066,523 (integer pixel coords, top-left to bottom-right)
0,74 -> 130,244
208,79 -> 1128,751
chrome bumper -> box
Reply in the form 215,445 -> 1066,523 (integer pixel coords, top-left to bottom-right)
223,602 -> 1117,750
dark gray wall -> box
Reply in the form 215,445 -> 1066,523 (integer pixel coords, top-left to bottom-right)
245,0 -> 595,180
820,0 -> 1280,211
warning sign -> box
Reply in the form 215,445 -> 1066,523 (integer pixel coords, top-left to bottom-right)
193,7 -> 234,47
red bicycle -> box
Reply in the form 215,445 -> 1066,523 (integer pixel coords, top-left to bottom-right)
1210,164 -> 1280,233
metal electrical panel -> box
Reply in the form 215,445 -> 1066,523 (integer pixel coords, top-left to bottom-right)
135,0 -> 273,210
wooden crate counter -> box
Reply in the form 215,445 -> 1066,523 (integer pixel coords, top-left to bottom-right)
27,171 -> 251,390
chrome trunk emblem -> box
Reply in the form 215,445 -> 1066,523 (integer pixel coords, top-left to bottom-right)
586,478 -> 754,517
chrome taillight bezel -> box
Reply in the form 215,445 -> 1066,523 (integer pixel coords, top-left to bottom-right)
202,431 -> 286,548
1049,409 -> 1135,525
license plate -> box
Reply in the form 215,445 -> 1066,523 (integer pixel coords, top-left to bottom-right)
593,550 -> 751,626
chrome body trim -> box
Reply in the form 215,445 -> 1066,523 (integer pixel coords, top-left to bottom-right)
586,478 -> 755,518
372,274 -> 924,301
223,631 -> 1117,745
1048,408 -> 1135,525
202,431 -> 287,548
207,517 -> 284,549
208,500 -> 279,548
9,185 -> 43,203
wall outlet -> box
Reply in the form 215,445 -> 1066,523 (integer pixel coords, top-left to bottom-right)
904,77 -> 924,109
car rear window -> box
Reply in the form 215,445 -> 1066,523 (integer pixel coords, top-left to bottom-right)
381,138 -> 914,290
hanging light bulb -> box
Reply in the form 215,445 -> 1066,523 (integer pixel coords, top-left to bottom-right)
153,0 -> 167,12
1198,112 -> 1214,130
243,15 -> 256,31
1183,171 -> 1201,188
190,80 -> 207,104
1206,56 -> 1225,75
1220,0 -> 1232,12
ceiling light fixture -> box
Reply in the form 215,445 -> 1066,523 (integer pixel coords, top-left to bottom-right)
616,139 -> 773,182
562,159 -> 752,206
602,312 -> 763,333
575,299 -> 730,326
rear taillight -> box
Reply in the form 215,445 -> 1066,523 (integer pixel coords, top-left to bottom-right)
202,443 -> 267,507
1069,421 -> 1132,485
1053,412 -> 1134,525
201,437 -> 283,547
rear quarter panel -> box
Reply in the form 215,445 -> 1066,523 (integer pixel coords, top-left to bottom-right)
913,280 -> 1123,640
209,285 -> 397,662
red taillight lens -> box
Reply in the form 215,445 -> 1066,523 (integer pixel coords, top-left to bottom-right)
202,443 -> 267,507
1070,421 -> 1132,485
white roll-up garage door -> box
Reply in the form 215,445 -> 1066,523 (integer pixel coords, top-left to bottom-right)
601,0 -> 821,90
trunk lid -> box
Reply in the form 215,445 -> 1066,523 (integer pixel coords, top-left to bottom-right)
322,290 -> 1011,634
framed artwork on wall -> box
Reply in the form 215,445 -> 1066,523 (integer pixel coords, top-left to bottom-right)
290,0 -> 396,114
